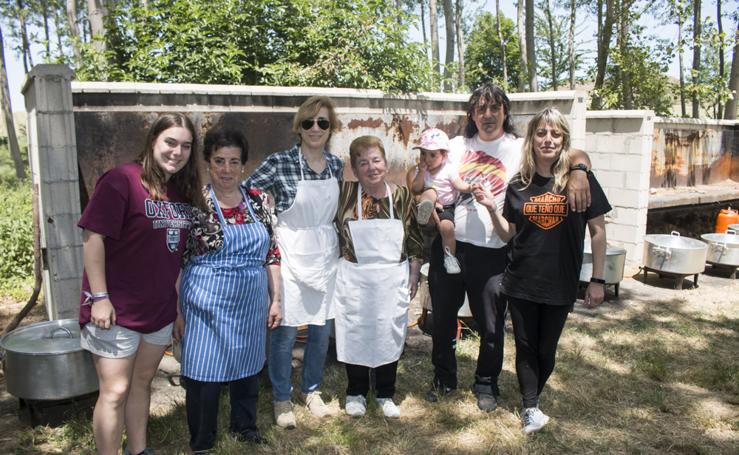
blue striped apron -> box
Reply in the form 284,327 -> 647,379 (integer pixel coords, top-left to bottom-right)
180,187 -> 270,381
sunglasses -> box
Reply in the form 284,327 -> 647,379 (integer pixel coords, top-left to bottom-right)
301,118 -> 330,131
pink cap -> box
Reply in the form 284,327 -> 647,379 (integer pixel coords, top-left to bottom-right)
413,128 -> 450,151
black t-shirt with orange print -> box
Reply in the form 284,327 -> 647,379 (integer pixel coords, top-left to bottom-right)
501,172 -> 611,306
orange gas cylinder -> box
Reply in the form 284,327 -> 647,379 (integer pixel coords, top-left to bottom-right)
715,207 -> 739,233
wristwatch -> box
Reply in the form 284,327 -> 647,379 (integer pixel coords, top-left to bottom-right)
590,277 -> 606,285
570,163 -> 589,173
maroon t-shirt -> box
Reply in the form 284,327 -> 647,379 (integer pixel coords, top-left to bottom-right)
79,163 -> 194,333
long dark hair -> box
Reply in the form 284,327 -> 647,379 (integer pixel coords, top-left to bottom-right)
136,113 -> 204,209
464,83 -> 516,139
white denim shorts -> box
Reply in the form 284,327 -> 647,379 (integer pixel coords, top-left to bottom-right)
80,322 -> 173,359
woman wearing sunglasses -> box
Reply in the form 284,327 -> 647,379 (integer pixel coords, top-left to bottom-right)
244,96 -> 343,428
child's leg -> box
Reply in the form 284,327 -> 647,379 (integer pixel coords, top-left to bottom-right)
439,219 -> 457,255
417,189 -> 438,225
420,188 -> 437,204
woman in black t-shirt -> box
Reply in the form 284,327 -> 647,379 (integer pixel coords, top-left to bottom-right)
474,107 -> 611,435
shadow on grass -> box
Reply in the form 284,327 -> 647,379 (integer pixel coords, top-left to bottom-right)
10,294 -> 738,454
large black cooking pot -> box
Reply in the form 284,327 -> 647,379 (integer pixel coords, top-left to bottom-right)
0,319 -> 98,400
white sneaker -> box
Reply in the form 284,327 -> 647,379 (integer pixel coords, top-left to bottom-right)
376,398 -> 401,418
302,391 -> 332,417
345,395 -> 366,417
443,247 -> 461,274
273,400 -> 296,429
417,200 -> 434,225
522,407 -> 550,434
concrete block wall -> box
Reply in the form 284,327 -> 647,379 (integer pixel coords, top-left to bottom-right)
585,110 -> 655,268
22,65 -> 83,320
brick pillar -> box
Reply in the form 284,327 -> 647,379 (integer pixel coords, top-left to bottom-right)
22,64 -> 82,320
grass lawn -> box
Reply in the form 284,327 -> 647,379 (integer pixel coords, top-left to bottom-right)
8,278 -> 739,454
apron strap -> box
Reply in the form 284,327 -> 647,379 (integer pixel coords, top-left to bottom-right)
209,186 -> 257,225
357,182 -> 394,221
298,148 -> 333,181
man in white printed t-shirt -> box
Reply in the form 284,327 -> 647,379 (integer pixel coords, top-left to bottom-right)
425,83 -> 592,412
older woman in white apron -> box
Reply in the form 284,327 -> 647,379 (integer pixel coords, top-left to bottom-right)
177,128 -> 281,452
244,96 -> 343,428
334,136 -> 424,419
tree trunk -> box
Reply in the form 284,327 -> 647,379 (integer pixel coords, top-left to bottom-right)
496,0 -> 508,87
430,0 -> 440,90
87,0 -> 109,53
619,0 -> 633,109
568,0 -> 576,89
544,0 -> 558,90
42,0 -> 51,59
716,0 -> 724,118
592,0 -> 614,109
442,0 -> 455,91
16,0 -> 33,72
725,22 -> 739,119
455,0 -> 464,89
692,0 -> 701,118
525,0 -> 537,91
517,0 -> 528,91
678,10 -> 687,117
66,0 -> 82,63
421,0 -> 427,49
0,26 -> 25,180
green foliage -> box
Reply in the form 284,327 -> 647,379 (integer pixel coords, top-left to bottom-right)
0,180 -> 34,296
464,12 -> 521,91
684,17 -> 734,118
75,0 -> 430,92
590,27 -> 675,116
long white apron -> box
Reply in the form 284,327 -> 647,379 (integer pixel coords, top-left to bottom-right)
274,151 -> 339,326
334,183 -> 410,368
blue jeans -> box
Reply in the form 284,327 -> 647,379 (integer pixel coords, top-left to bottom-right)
268,323 -> 331,402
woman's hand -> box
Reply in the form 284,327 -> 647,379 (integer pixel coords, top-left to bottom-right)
583,283 -> 604,308
90,298 -> 116,329
473,187 -> 496,210
408,260 -> 422,301
267,300 -> 282,329
173,312 -> 185,341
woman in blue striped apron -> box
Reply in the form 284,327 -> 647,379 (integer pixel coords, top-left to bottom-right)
176,127 -> 281,453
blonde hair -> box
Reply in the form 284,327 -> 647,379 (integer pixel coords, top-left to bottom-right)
292,96 -> 340,140
349,135 -> 386,169
519,107 -> 572,193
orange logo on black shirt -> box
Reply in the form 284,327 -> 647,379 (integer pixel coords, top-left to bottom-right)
523,192 -> 568,229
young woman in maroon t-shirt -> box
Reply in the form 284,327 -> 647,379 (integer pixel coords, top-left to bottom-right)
474,107 -> 610,435
78,113 -> 202,455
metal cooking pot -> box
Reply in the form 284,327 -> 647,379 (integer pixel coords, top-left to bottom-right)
579,245 -> 627,284
700,230 -> 739,267
0,319 -> 98,400
729,223 -> 739,232
643,231 -> 707,275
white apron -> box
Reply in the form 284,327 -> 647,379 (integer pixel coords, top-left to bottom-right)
274,150 -> 339,326
334,183 -> 410,368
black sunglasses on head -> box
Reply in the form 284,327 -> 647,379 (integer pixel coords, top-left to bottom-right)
301,118 -> 330,131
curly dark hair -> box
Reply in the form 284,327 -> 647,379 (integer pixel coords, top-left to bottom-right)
203,127 -> 249,163
464,83 -> 516,139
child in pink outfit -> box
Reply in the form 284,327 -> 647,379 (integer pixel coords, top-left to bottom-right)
410,128 -> 477,274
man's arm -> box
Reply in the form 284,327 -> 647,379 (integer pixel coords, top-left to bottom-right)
567,148 -> 592,212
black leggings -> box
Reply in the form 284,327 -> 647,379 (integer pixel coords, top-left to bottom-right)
507,296 -> 571,408
185,375 -> 259,451
345,361 -> 398,398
